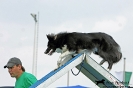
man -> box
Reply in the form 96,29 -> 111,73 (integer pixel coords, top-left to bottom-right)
4,57 -> 37,88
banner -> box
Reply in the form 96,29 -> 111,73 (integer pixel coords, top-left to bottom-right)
115,71 -> 132,87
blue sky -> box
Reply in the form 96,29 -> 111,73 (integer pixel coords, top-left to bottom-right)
0,0 -> 133,87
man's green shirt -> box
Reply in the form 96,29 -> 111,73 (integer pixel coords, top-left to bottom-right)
15,72 -> 37,88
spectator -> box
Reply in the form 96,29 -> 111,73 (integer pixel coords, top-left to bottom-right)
4,57 -> 37,88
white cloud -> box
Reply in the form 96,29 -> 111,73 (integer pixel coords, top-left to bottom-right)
53,20 -> 83,33
92,16 -> 127,33
0,30 -> 10,42
20,36 -> 28,41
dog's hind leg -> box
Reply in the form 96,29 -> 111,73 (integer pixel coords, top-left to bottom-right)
99,59 -> 113,71
99,59 -> 106,65
99,59 -> 110,71
107,61 -> 113,71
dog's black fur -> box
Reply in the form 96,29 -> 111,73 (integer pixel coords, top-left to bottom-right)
44,32 -> 122,70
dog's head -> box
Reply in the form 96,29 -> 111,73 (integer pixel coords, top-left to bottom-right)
44,34 -> 57,55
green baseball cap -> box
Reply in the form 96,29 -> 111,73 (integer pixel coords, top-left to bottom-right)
4,57 -> 22,68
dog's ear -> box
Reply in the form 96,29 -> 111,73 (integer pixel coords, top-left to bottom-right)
46,34 -> 54,41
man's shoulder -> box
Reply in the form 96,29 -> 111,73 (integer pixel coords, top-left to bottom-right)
22,72 -> 37,86
24,72 -> 36,78
15,72 -> 37,88
24,72 -> 33,75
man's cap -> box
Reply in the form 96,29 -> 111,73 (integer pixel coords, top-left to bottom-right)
4,57 -> 22,68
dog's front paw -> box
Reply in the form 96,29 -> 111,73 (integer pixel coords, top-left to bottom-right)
57,57 -> 62,66
54,63 -> 62,71
57,60 -> 61,66
54,66 -> 59,71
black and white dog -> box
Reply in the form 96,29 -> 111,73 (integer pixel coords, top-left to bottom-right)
44,32 -> 122,70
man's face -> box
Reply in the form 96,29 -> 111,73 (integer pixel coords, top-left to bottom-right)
7,65 -> 21,78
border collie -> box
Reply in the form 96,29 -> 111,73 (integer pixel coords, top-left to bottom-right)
44,32 -> 122,70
